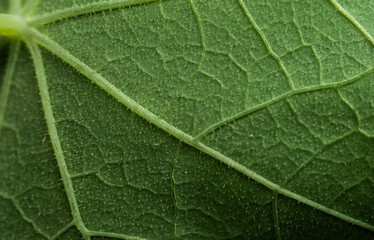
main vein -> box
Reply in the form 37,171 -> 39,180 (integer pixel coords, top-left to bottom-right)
0,41 -> 19,135
29,29 -> 374,232
21,0 -> 40,16
329,0 -> 374,47
26,39 -> 90,239
28,0 -> 159,26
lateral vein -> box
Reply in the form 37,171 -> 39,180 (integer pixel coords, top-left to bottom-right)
28,0 -> 160,26
88,230 -> 149,240
329,0 -> 374,47
50,221 -> 74,240
29,28 -> 374,232
195,67 -> 374,140
21,0 -> 41,15
0,194 -> 50,238
0,41 -> 19,135
237,0 -> 295,90
272,193 -> 281,240
26,39 -> 90,239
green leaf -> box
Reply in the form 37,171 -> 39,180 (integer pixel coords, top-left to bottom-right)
1,0 -> 374,239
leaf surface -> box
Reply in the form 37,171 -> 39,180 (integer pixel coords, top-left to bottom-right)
1,0 -> 374,239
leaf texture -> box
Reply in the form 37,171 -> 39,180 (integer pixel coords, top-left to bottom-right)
0,0 -> 374,239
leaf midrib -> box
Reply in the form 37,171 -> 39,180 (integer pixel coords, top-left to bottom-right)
26,39 -> 90,240
0,41 -> 18,136
27,0 -> 160,26
26,31 -> 148,240
28,28 -> 374,232
7,0 -> 374,238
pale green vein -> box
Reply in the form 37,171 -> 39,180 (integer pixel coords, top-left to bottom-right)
327,175 -> 369,207
189,0 -> 206,50
337,89 -> 373,138
188,0 -> 207,78
30,28 -> 199,151
171,142 -> 182,240
50,221 -> 74,240
26,39 -> 90,240
28,0 -> 159,26
0,41 -> 19,135
88,231 -> 149,240
237,0 -> 295,90
21,0 -> 40,15
96,172 -> 123,188
195,67 -> 374,141
330,0 -> 374,47
272,192 -> 281,240
336,89 -> 360,126
29,29 -> 374,232
0,194 -> 49,238
282,130 -> 356,186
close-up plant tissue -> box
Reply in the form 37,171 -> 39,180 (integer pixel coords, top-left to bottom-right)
0,0 -> 373,239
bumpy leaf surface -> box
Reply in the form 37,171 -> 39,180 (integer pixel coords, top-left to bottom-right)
0,0 -> 374,239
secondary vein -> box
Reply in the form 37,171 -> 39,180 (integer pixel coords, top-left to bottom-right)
171,142 -> 182,240
87,231 -> 149,240
195,67 -> 374,141
28,0 -> 160,26
272,192 -> 281,240
0,41 -> 19,135
21,0 -> 40,16
0,193 -> 50,238
26,39 -> 90,240
237,0 -> 295,90
329,0 -> 374,47
29,28 -> 374,232
50,221 -> 74,240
